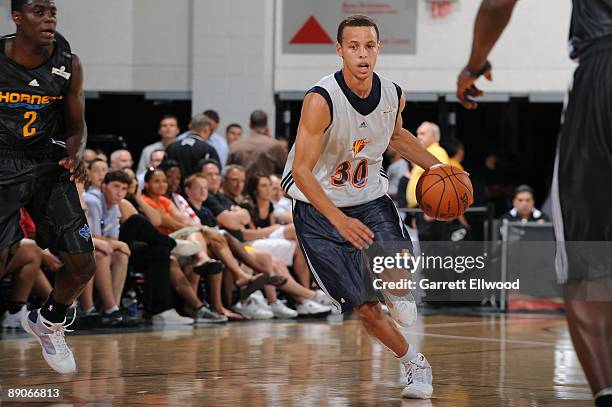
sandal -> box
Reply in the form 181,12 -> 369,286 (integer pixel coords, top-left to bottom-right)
238,273 -> 270,300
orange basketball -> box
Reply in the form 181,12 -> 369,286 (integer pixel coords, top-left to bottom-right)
416,164 -> 474,221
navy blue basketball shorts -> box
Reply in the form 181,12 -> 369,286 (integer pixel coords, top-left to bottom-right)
293,194 -> 413,313
0,157 -> 94,255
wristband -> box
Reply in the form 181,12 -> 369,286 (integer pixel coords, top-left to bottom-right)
462,60 -> 492,78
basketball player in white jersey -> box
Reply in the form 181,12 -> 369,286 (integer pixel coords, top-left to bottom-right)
282,15 -> 454,399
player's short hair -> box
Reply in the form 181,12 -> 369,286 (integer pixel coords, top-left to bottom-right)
103,170 -> 131,186
250,110 -> 268,129
222,164 -> 246,179
226,123 -> 242,133
337,15 -> 380,44
513,185 -> 534,199
11,0 -> 28,12
203,110 -> 220,124
189,114 -> 212,133
184,173 -> 207,190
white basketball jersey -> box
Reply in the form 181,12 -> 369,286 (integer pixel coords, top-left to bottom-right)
281,71 -> 401,207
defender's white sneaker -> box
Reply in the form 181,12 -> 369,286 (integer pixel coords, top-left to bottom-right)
401,353 -> 433,399
21,308 -> 77,374
269,300 -> 298,319
2,304 -> 27,329
386,292 -> 418,327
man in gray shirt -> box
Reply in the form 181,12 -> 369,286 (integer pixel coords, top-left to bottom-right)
84,170 -> 131,309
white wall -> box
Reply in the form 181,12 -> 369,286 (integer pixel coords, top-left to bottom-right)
0,0 -> 192,93
275,0 -> 575,96
191,0 -> 276,132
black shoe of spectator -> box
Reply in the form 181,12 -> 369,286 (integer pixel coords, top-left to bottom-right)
194,260 -> 224,277
74,310 -> 100,330
119,309 -> 142,327
100,310 -> 125,328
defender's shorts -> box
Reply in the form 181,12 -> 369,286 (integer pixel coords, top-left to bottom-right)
293,195 -> 412,313
0,157 -> 94,254
552,39 -> 612,283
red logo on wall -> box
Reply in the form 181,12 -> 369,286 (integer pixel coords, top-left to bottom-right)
289,16 -> 333,44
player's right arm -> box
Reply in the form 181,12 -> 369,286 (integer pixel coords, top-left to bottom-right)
291,93 -> 374,250
457,0 -> 518,109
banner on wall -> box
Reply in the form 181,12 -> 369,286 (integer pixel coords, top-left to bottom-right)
282,0 -> 418,54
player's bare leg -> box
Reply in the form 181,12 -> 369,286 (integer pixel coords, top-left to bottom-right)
564,281 -> 612,403
355,301 -> 432,399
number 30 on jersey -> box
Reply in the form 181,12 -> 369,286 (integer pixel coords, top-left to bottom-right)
331,159 -> 368,188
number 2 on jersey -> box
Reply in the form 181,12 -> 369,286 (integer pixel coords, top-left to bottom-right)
23,111 -> 38,138
331,159 -> 368,188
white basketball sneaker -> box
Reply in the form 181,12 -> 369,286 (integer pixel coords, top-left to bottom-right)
21,308 -> 77,374
385,291 -> 418,327
401,353 -> 433,399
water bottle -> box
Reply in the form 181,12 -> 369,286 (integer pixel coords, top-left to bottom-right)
122,290 -> 138,317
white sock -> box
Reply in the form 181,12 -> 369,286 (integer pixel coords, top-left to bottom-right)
104,305 -> 119,314
397,343 -> 418,363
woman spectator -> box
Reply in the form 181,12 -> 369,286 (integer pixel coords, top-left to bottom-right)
118,172 -> 223,324
141,168 -> 248,320
246,173 -> 330,308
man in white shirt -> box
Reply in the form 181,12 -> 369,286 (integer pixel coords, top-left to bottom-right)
136,115 -> 180,175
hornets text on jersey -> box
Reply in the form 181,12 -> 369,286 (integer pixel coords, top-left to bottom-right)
0,31 -> 72,154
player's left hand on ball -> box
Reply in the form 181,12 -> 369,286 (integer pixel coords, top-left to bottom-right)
59,157 -> 87,182
336,216 -> 374,250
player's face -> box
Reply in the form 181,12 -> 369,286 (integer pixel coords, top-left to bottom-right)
159,118 -> 179,141
513,192 -> 535,218
226,126 -> 242,145
13,0 -> 57,47
202,164 -> 221,192
145,171 -> 168,197
223,169 -> 246,198
337,26 -> 380,81
165,167 -> 182,193
103,181 -> 129,205
256,177 -> 272,201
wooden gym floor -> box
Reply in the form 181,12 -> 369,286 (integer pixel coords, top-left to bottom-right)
0,313 -> 593,406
